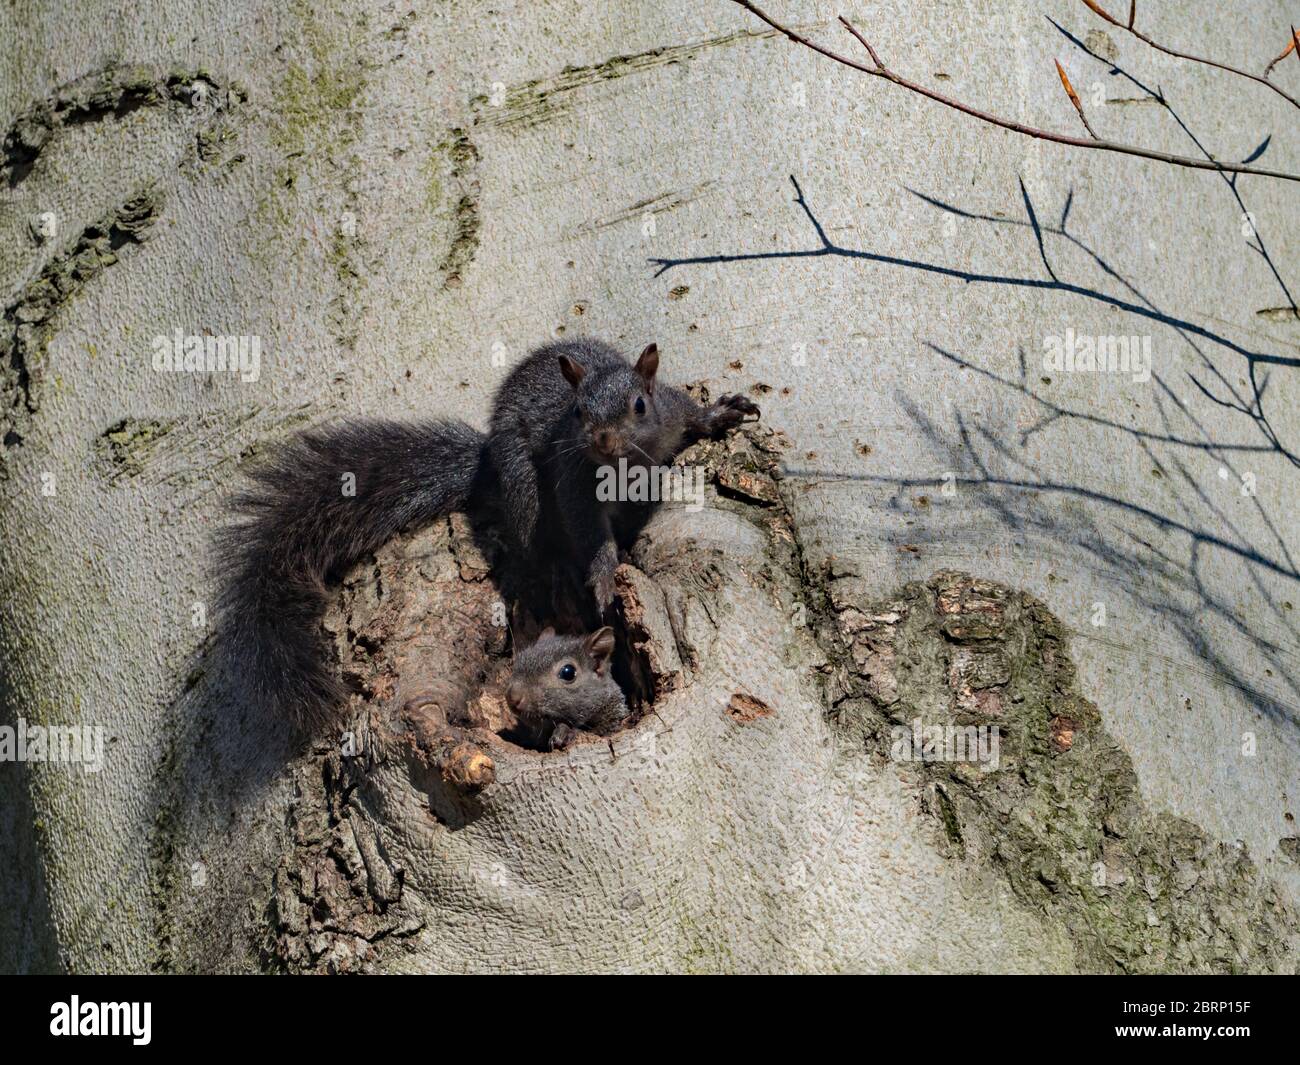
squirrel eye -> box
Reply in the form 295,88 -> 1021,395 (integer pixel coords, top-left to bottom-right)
557,663 -> 577,682
634,396 -> 646,416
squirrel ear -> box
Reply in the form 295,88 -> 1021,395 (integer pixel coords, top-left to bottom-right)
586,626 -> 616,672
635,343 -> 659,394
557,355 -> 586,389
538,626 -> 556,641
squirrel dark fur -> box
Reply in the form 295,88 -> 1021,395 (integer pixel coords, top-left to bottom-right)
221,337 -> 758,733
490,338 -> 758,606
405,626 -> 625,750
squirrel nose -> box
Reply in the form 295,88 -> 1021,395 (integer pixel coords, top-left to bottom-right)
507,681 -> 527,713
593,430 -> 619,455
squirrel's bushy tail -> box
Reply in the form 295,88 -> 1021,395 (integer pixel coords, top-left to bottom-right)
220,419 -> 488,733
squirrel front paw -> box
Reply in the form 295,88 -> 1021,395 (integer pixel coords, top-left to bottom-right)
548,723 -> 576,750
709,393 -> 761,435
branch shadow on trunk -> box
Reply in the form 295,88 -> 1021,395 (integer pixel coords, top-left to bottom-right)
647,54 -> 1298,729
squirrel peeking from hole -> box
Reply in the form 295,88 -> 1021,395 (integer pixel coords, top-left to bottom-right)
405,626 -> 628,753
219,337 -> 760,744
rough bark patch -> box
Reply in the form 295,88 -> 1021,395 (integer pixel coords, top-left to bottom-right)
2,64 -> 241,186
821,570 -> 1300,973
2,189 -> 164,456
469,25 -> 810,131
726,692 -> 774,723
2,64 -> 245,464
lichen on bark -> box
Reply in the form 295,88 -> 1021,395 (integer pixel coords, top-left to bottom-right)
821,571 -> 1300,973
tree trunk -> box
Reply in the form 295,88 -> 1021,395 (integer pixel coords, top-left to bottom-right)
1,0 -> 1297,973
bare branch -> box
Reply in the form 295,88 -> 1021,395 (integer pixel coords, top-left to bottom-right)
1055,59 -> 1098,138
1079,0 -> 1300,109
838,17 -> 884,70
729,1 -> 1300,182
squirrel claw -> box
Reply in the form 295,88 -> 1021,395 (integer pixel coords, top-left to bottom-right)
708,394 -> 761,435
719,393 -> 760,416
549,723 -> 576,751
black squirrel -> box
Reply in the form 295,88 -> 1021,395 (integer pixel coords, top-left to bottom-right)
403,626 -> 626,753
504,626 -> 627,750
220,337 -> 759,733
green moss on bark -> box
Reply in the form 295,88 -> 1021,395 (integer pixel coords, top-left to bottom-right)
824,570 -> 1299,973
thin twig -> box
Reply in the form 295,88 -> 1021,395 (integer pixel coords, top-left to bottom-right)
1054,59 -> 1098,138
730,1 -> 1300,182
650,705 -> 674,734
1263,35 -> 1295,78
1081,0 -> 1299,109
